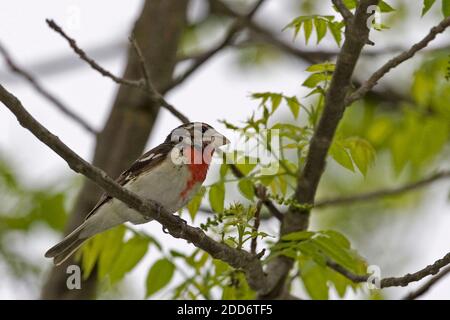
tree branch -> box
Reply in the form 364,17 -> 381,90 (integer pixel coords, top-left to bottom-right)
261,0 -> 381,299
44,18 -> 283,223
332,0 -> 353,23
346,16 -> 450,106
46,19 -> 190,124
0,42 -> 97,135
163,0 -> 267,92
0,83 -> 269,293
403,265 -> 450,300
315,170 -> 450,208
327,251 -> 450,289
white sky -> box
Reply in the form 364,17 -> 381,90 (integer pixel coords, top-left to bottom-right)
0,0 -> 449,299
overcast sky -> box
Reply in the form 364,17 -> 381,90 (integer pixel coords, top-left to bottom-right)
0,0 -> 449,299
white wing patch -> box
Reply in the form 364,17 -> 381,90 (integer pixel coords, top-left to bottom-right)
138,152 -> 164,163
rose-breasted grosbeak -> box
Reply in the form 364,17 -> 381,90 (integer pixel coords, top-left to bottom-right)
45,122 -> 229,266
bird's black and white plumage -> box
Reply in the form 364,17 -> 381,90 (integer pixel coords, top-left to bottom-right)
45,122 -> 229,266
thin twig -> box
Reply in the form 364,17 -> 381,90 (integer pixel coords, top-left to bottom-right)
403,265 -> 450,300
261,0 -> 382,299
0,42 -> 97,135
128,35 -> 190,124
163,0 -> 267,92
327,251 -> 450,288
46,19 -> 142,88
46,19 -> 190,124
250,199 -> 263,254
346,16 -> 450,106
332,0 -> 353,23
0,83 -> 270,294
315,170 -> 450,208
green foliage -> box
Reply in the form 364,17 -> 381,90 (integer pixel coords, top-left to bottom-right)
187,186 -> 206,221
0,158 -> 70,280
272,230 -> 366,299
421,0 -> 450,16
284,15 -> 344,46
79,225 -> 154,285
209,182 -> 225,213
146,258 -> 175,298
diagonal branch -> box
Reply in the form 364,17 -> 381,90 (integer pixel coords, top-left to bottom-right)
332,0 -> 354,23
163,0 -> 267,92
12,19 -> 283,222
46,19 -> 142,88
403,265 -> 450,300
0,42 -> 97,135
327,251 -> 450,289
315,170 -> 450,208
0,83 -> 269,293
261,0 -> 381,299
346,16 -> 450,106
46,19 -> 190,124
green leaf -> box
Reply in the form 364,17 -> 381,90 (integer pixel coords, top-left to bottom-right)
285,96 -> 301,118
235,159 -> 257,175
109,236 -> 149,284
209,182 -> 225,213
342,0 -> 358,10
345,137 -> 376,176
303,19 -> 313,44
330,140 -> 355,172
443,0 -> 450,16
328,22 -> 343,46
98,226 -> 126,279
145,258 -> 175,298
299,259 -> 329,300
379,1 -> 395,12
282,231 -> 315,241
314,18 -> 327,43
187,186 -> 206,222
238,179 -> 255,200
302,73 -> 332,88
306,62 -> 335,73
422,0 -> 437,16
270,94 -> 283,113
220,163 -> 229,178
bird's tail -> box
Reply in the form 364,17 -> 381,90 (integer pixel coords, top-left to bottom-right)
45,222 -> 88,266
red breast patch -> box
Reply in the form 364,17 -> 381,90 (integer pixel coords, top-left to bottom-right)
180,147 -> 213,200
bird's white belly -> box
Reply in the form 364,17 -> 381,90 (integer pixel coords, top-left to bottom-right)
118,161 -> 201,224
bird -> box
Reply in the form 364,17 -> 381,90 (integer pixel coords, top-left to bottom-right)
45,122 -> 230,266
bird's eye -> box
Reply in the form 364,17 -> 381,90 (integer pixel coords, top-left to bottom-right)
202,126 -> 207,133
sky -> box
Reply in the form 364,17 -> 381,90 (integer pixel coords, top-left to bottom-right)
0,0 -> 449,299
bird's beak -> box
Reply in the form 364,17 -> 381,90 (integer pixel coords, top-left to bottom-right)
211,132 -> 230,147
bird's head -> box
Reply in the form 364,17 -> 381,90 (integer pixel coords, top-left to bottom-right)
165,122 -> 230,151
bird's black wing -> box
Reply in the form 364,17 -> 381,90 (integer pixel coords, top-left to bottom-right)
84,142 -> 175,220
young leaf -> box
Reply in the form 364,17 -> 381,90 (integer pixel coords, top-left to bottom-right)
209,182 -> 225,213
281,231 -> 315,241
345,138 -> 376,176
187,187 -> 206,222
328,22 -> 343,46
145,258 -> 175,298
299,259 -> 329,300
379,1 -> 395,12
306,62 -> 335,73
314,18 -> 327,44
422,0 -> 436,16
285,96 -> 301,119
98,226 -> 126,279
302,73 -> 332,88
109,236 -> 149,284
303,19 -> 313,44
238,179 -> 255,200
330,140 -> 355,172
443,0 -> 450,17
